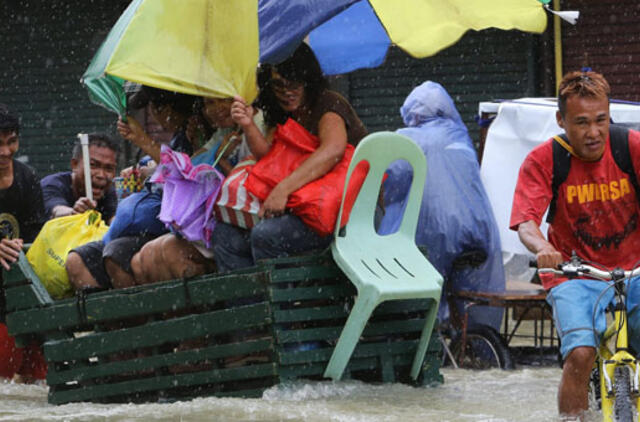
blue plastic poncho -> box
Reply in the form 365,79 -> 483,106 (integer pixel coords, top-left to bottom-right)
379,81 -> 505,330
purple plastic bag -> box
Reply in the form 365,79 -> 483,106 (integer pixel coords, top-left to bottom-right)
150,145 -> 224,247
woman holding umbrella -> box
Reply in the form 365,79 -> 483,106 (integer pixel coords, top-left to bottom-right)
213,43 -> 367,272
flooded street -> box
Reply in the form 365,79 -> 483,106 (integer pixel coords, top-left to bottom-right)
0,366 -> 594,422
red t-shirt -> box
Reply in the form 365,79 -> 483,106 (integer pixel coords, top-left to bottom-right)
510,129 -> 640,289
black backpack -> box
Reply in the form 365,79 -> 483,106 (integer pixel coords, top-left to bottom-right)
547,124 -> 640,224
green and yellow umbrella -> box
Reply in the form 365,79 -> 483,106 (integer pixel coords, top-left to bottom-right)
82,0 -> 259,116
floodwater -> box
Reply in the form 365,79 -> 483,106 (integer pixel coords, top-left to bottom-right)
0,366 -> 608,422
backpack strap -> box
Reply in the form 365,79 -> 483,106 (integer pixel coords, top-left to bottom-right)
547,125 -> 640,224
546,135 -> 573,224
609,124 -> 640,198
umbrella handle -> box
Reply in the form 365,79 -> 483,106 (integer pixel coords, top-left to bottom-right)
77,133 -> 93,202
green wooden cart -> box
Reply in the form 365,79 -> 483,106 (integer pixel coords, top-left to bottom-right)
2,250 -> 442,404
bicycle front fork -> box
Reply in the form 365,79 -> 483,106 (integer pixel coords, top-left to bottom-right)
599,306 -> 639,421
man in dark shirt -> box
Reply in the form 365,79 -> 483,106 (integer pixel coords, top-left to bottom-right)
40,133 -> 119,224
0,105 -> 47,382
0,107 -> 45,269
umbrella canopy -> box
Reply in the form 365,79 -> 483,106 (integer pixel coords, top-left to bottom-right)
82,0 -> 259,116
261,0 -> 548,75
82,0 -> 547,115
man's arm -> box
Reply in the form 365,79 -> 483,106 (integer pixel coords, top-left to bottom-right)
517,220 -> 563,269
41,173 -> 95,219
51,197 -> 96,219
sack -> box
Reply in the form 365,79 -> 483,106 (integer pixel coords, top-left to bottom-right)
150,145 -> 224,247
245,118 -> 367,236
244,119 -> 317,199
214,157 -> 262,229
102,189 -> 166,244
26,210 -> 108,299
288,145 -> 368,235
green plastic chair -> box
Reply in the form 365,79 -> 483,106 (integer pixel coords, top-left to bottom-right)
324,131 -> 444,381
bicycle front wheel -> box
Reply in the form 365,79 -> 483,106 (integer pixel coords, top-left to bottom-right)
614,366 -> 634,422
448,325 -> 514,370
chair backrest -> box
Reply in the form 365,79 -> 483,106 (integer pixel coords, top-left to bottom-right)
334,131 -> 426,242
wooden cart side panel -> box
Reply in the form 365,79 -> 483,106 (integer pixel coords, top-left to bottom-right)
7,271 -> 268,336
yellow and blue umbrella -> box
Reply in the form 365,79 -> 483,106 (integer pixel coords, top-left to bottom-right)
263,0 -> 548,74
82,0 -> 547,116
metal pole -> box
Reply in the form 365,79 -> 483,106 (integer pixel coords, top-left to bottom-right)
78,133 -> 93,202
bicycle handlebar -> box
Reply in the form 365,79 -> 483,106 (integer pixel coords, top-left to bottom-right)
531,256 -> 640,281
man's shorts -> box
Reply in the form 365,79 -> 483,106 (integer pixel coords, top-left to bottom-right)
69,235 -> 155,288
547,276 -> 640,359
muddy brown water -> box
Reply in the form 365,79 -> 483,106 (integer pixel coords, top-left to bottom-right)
0,366 -> 602,422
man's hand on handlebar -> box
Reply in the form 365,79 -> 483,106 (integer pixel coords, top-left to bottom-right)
535,246 -> 563,270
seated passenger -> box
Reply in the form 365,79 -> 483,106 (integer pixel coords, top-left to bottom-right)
130,97 -> 264,285
65,89 -> 199,291
119,85 -> 200,163
40,133 -> 119,224
379,81 -> 505,330
212,43 -> 367,271
190,96 -> 260,174
0,104 -> 47,382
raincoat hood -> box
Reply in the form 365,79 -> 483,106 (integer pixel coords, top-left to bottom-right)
400,81 -> 464,128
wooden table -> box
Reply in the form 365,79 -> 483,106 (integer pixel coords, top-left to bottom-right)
454,281 -> 557,360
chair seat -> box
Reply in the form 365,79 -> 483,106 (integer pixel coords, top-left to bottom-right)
333,250 -> 442,298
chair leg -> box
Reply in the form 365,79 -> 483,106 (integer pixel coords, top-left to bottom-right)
324,294 -> 378,380
410,299 -> 439,380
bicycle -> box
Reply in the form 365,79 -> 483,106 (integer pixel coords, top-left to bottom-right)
536,253 -> 640,421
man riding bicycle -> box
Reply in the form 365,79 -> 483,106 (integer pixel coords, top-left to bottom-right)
510,70 -> 640,419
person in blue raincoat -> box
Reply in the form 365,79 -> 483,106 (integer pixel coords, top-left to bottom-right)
379,81 -> 505,330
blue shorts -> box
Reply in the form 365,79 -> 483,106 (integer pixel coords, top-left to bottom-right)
547,277 -> 640,359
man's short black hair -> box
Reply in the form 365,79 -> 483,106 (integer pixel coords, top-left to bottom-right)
0,104 -> 20,135
72,133 -> 120,160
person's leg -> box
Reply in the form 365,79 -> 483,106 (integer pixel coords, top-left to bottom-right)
159,235 -> 215,280
105,258 -> 135,289
546,279 -> 613,418
212,222 -> 253,272
130,237 -> 163,285
625,276 -> 640,353
250,214 -> 332,262
66,241 -> 111,290
558,346 -> 596,416
104,235 -> 155,289
130,233 -> 215,285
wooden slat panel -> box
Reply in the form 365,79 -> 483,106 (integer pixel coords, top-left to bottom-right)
270,284 -> 352,302
275,318 -> 427,344
47,339 -> 273,385
278,340 -> 418,365
8,272 -> 267,336
44,303 -> 271,361
4,285 -> 49,312
273,305 -> 349,323
49,363 -> 277,405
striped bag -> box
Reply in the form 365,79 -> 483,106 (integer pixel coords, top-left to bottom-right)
214,157 -> 262,229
